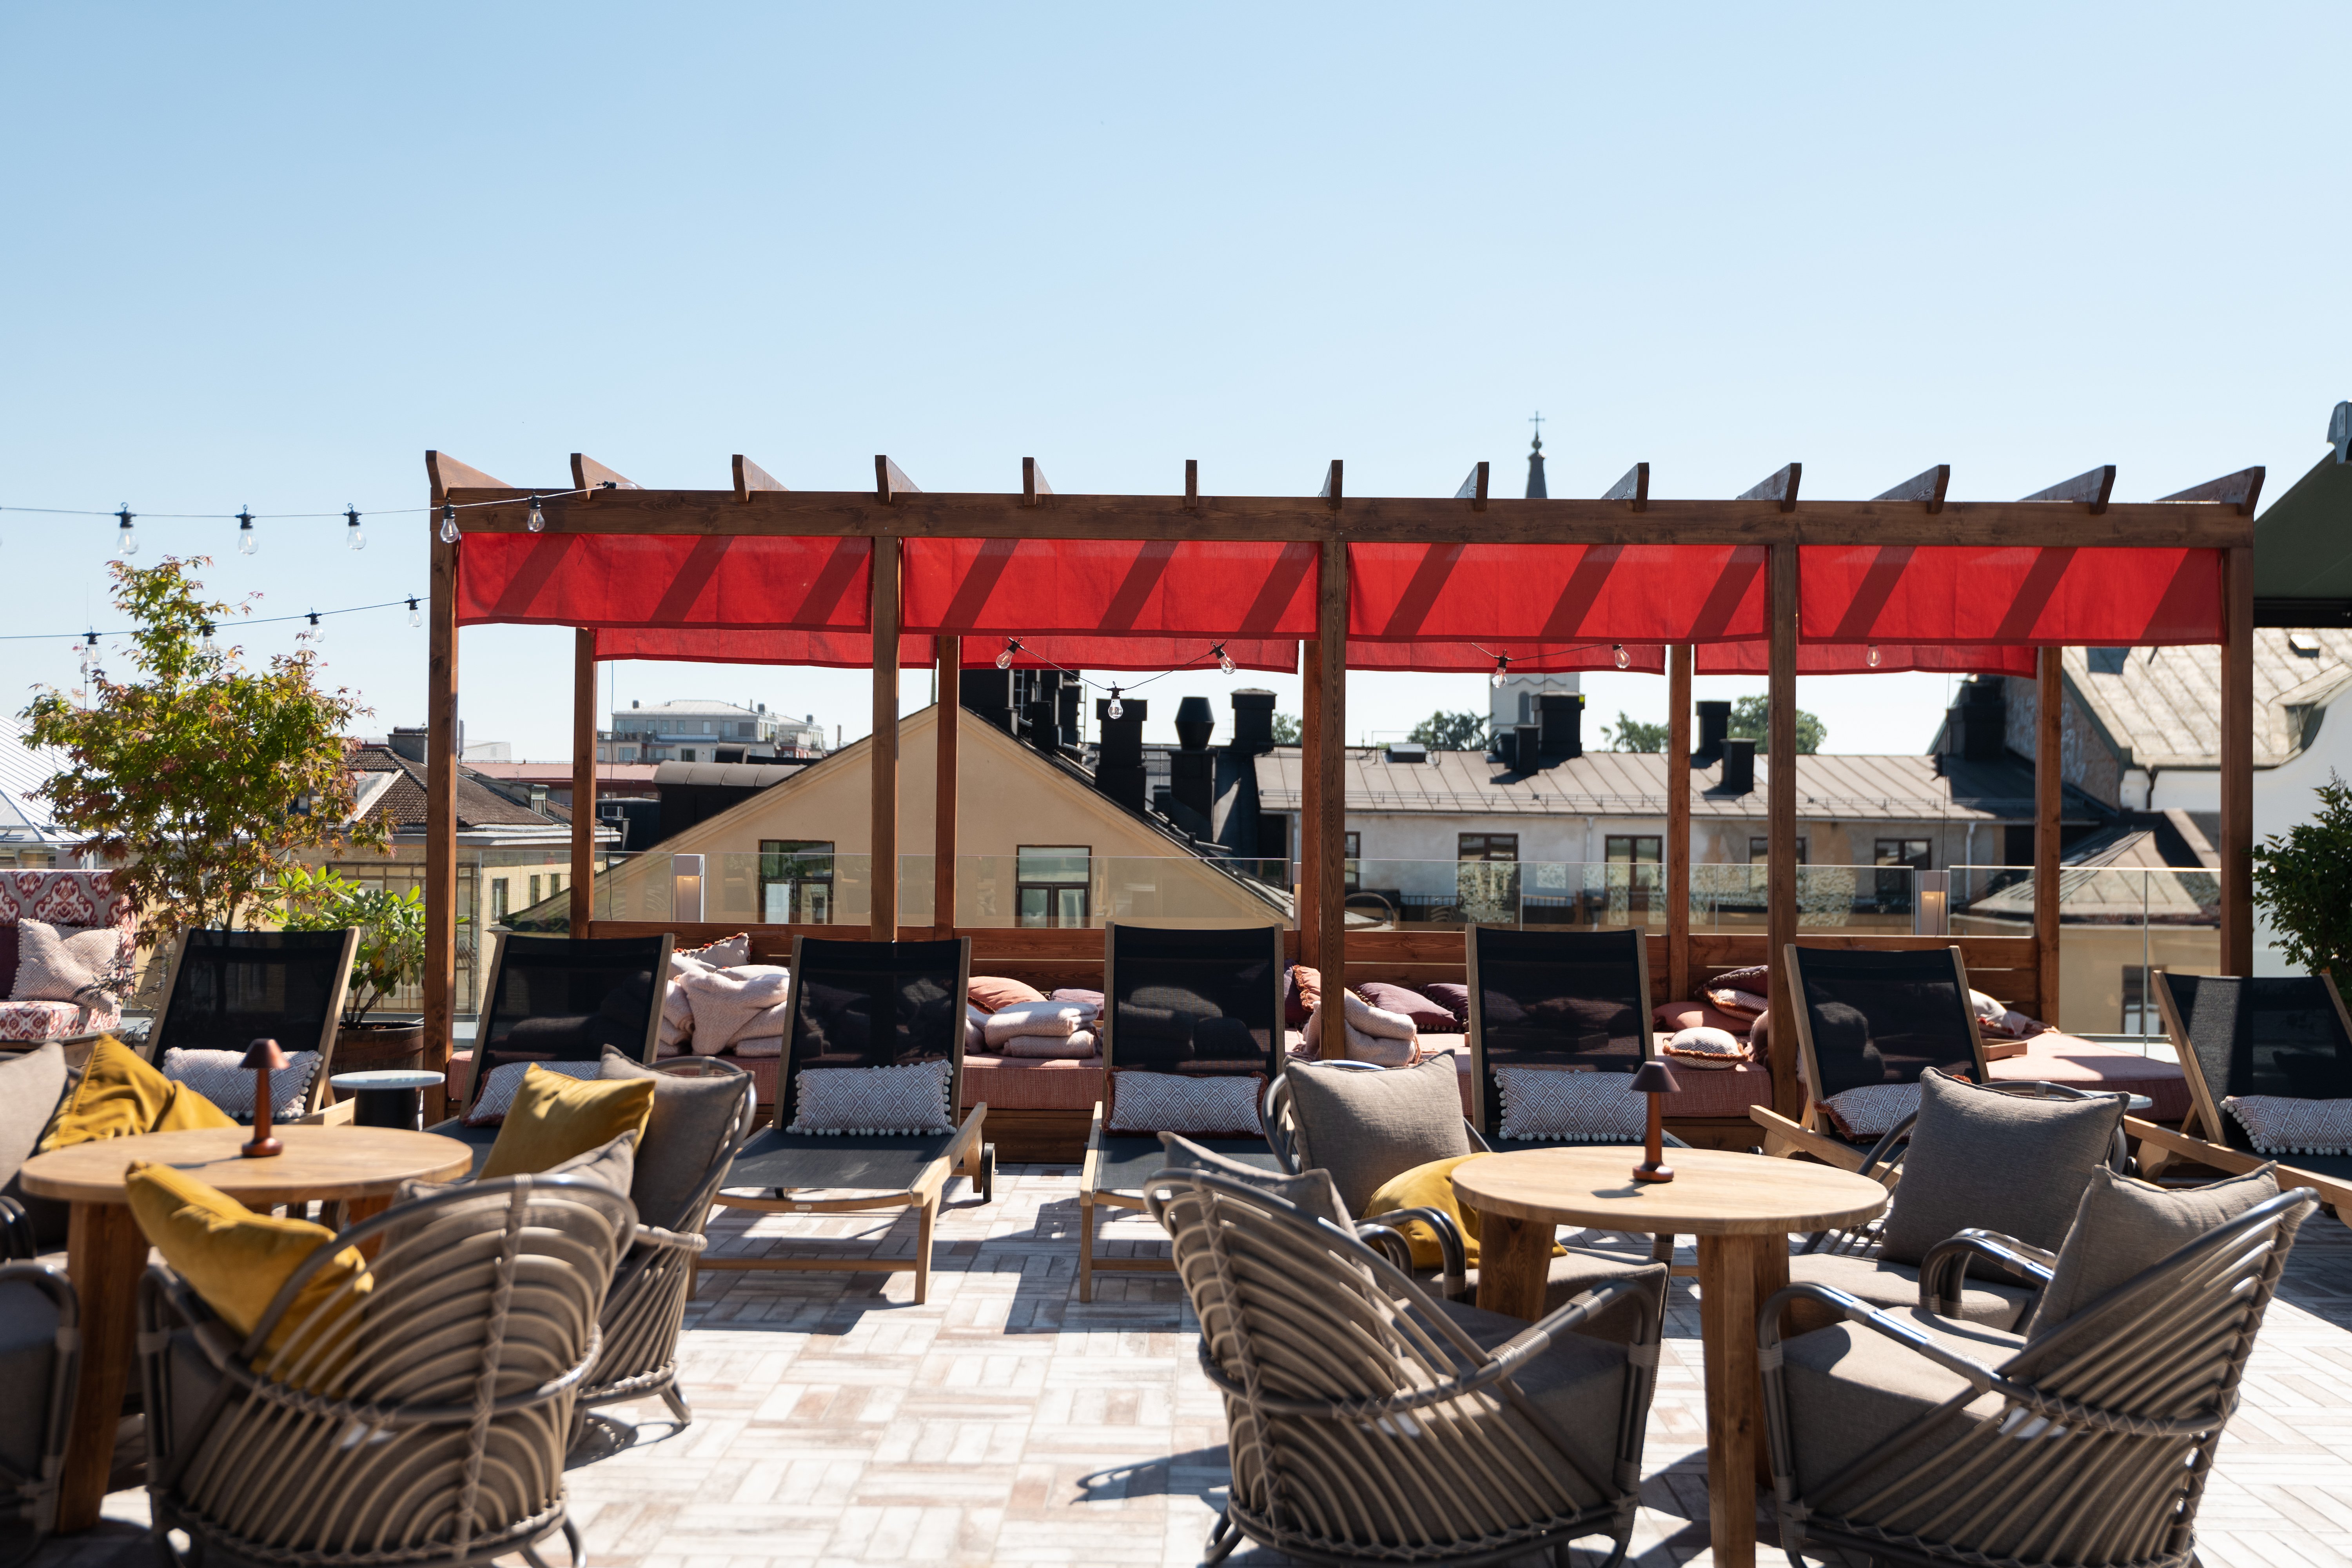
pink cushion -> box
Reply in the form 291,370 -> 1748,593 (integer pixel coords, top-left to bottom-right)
1987,1033 -> 2189,1123
1422,1034 -> 1775,1121
959,1052 -> 1106,1112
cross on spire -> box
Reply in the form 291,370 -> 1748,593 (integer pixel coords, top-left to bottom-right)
1528,410 -> 1545,451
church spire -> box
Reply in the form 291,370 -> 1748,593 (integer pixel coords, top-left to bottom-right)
1525,410 -> 1548,500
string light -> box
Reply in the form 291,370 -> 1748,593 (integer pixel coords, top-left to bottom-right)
115,506 -> 137,556
1612,643 -> 1630,670
995,639 -> 1021,670
526,494 -> 546,533
438,503 -> 460,544
236,506 -> 258,556
345,505 -> 365,550
1107,686 -> 1125,720
306,610 -> 320,628
4,595 -> 425,645
200,622 -> 216,653
407,596 -> 422,628
1866,644 -> 1882,668
1490,654 -> 1510,689
1213,642 -> 1236,676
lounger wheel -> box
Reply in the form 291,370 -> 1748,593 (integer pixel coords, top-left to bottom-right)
978,1143 -> 997,1204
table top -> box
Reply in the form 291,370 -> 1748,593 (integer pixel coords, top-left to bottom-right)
330,1070 -> 446,1090
19,1125 -> 474,1206
1452,1146 -> 1887,1236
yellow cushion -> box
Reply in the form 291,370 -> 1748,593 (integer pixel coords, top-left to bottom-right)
1364,1154 -> 1565,1270
123,1160 -> 370,1385
39,1036 -> 235,1151
479,1063 -> 656,1179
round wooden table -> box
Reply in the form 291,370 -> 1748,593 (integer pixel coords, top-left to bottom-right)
20,1125 -> 474,1534
1453,1146 -> 1887,1568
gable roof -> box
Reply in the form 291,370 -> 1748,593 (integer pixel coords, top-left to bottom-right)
2060,633 -> 2352,772
347,744 -> 570,833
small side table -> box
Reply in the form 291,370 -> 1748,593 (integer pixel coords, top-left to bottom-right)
329,1069 -> 447,1130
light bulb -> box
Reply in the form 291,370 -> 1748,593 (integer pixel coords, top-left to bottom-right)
1866,644 -> 1882,668
116,506 -> 137,556
346,505 -> 365,550
1107,690 -> 1125,720
236,507 -> 258,555
995,642 -> 1016,670
407,596 -> 422,628
439,503 -> 460,544
1216,644 -> 1236,676
1490,658 -> 1508,690
1612,643 -> 1630,670
200,622 -> 216,653
526,495 -> 546,533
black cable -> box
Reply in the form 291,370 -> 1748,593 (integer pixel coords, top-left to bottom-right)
0,597 -> 424,643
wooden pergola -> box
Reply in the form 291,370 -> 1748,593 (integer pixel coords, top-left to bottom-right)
422,449 -> 2263,1120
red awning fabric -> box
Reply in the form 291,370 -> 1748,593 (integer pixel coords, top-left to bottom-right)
592,629 -> 1301,673
902,539 -> 1319,637
1800,545 -> 2223,646
1348,543 -> 1768,644
1343,641 -> 1669,674
1695,642 -> 2039,676
456,534 -> 872,631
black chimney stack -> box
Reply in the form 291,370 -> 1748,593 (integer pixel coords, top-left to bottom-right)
1229,689 -> 1277,753
959,669 -> 1015,733
1171,696 -> 1216,821
1537,692 -> 1584,762
1693,700 -> 1731,766
1024,696 -> 1060,751
1094,697 -> 1148,811
1951,677 -> 2007,762
1719,736 -> 1756,795
1512,722 -> 1541,773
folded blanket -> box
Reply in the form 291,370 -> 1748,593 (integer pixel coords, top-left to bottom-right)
671,963 -> 793,1054
983,999 -> 1094,1047
1301,992 -> 1419,1066
731,1034 -> 784,1059
1001,1029 -> 1098,1060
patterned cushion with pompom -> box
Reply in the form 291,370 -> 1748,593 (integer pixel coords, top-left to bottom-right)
787,1059 -> 954,1136
1492,1067 -> 1647,1142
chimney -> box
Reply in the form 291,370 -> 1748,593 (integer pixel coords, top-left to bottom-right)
1693,701 -> 1731,766
1229,688 -> 1277,753
1094,697 -> 1147,811
1512,722 -> 1541,772
388,726 -> 429,763
1171,696 -> 1216,822
1024,696 -> 1060,751
1056,676 -> 1081,748
1537,692 -> 1584,761
1719,736 -> 1756,795
1951,677 -> 2007,762
958,669 -> 1015,733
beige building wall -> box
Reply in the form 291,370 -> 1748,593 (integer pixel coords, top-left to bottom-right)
598,705 -> 1285,929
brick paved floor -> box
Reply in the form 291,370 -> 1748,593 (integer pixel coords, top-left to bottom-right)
43,1163 -> 2352,1567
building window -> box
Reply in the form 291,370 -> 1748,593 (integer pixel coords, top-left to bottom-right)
1604,835 -> 1661,866
760,840 -> 835,924
492,878 -> 509,919
1344,831 -> 1361,892
550,871 -> 563,896
1459,833 -> 1519,863
1262,813 -> 1290,874
1016,845 -> 1091,928
677,748 -> 694,763
1748,837 -> 1809,864
1874,838 -> 1931,871
529,875 -> 542,906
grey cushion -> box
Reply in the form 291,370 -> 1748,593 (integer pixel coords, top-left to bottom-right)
1878,1072 -> 2123,1264
1283,1058 -> 1472,1217
1423,1296 -> 1634,1503
1787,1250 -> 2037,1333
0,1270 -> 65,1479
542,1131 -> 638,1203
1781,1304 -> 2024,1499
2026,1163 -> 2280,1338
598,1049 -> 750,1231
0,1044 -> 71,1249
1445,1248 -> 1661,1346
1155,1132 -> 1350,1226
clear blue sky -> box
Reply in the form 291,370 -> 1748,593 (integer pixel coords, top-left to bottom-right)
5,4 -> 2344,759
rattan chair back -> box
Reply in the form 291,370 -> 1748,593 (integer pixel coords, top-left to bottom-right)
1148,1165 -> 1660,1565
1765,1186 -> 2317,1568
140,1175 -> 631,1568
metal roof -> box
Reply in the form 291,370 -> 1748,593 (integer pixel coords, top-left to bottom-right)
2061,632 -> 2352,771
0,719 -> 72,848
1252,746 -> 2056,822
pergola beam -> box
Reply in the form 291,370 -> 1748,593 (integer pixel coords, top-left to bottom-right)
2161,465 -> 2266,517
733,454 -> 787,501
1738,462 -> 1803,512
571,454 -> 639,492
1602,463 -> 1650,511
1874,464 -> 1951,512
2022,465 -> 2116,513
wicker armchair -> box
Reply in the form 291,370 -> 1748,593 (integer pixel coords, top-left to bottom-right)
1761,1185 -> 2317,1568
138,1176 -> 631,1568
581,1056 -> 757,1427
0,1264 -> 77,1568
1149,1165 -> 1667,1567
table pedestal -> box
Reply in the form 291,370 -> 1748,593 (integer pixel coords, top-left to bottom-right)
56,1201 -> 147,1533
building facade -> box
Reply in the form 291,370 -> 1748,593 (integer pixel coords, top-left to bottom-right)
599,700 -> 826,764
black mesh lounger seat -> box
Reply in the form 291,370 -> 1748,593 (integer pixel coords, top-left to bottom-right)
706,937 -> 992,1305
2132,972 -> 2352,1216
1749,942 -> 1995,1170
1079,922 -> 1284,1302
434,931 -> 674,1161
146,927 -> 360,1120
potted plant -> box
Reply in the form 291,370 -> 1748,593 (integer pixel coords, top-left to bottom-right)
2252,772 -> 2352,985
270,866 -> 429,1074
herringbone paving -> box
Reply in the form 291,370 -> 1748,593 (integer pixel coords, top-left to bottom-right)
45,1164 -> 2352,1566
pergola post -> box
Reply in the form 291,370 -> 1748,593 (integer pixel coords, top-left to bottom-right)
870,536 -> 901,940
1300,639 -> 1323,978
2036,649 -> 2063,1021
1666,644 -> 1693,1004
934,635 -> 960,936
1766,544 -> 1801,1119
421,451 -> 485,1121
1316,532 -> 1348,1011
2221,544 -> 2254,975
570,629 -> 596,933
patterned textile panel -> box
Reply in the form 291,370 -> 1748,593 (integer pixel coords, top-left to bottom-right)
0,870 -> 136,935
0,998 -> 120,1043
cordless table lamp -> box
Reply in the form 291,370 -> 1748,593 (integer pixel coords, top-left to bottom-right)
1628,1059 -> 1681,1183
240,1037 -> 289,1158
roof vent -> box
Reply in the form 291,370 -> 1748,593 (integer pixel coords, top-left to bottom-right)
1385,741 -> 1428,764
2290,633 -> 2324,658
